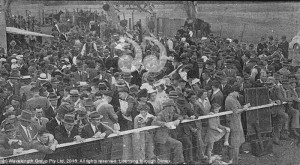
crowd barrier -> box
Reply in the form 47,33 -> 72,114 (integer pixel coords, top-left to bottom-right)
1,101 -> 285,164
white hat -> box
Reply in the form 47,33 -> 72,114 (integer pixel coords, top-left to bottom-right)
12,54 -> 17,57
191,78 -> 200,85
11,59 -> 17,63
201,37 -> 207,40
0,58 -> 6,62
21,75 -> 32,79
38,73 -> 48,81
16,55 -> 23,60
119,38 -> 125,43
11,64 -> 18,69
154,79 -> 165,87
79,82 -> 88,86
115,44 -> 124,50
181,37 -> 186,42
140,83 -> 153,91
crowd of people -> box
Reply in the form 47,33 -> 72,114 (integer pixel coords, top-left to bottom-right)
0,10 -> 299,164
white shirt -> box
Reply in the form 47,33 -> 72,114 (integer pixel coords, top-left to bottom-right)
91,123 -> 97,134
55,117 -> 61,126
20,124 -> 32,141
212,88 -> 220,96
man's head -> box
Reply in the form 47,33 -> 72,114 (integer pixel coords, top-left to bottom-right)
62,114 -> 76,132
37,129 -> 50,144
69,89 -> 80,102
18,110 -> 32,127
89,111 -> 102,127
35,106 -> 43,119
211,80 -> 220,91
118,86 -> 129,100
202,71 -> 210,81
4,123 -> 17,139
48,93 -> 59,108
30,86 -> 40,96
102,90 -> 113,103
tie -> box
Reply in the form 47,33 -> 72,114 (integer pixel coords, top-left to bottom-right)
26,128 -> 32,142
67,131 -> 71,138
38,119 -> 42,126
94,126 -> 99,134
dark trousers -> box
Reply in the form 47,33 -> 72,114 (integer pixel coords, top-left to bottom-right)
178,134 -> 193,163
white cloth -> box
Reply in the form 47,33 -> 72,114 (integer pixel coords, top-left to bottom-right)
91,123 -> 97,134
119,99 -> 132,121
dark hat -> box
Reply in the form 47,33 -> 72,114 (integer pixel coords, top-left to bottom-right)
101,90 -> 113,97
57,103 -> 72,115
84,98 -> 94,107
176,97 -> 187,106
248,58 -> 259,63
137,89 -> 148,98
168,91 -> 178,98
4,123 -> 17,132
122,72 -> 133,79
118,86 -> 129,93
281,79 -> 289,84
162,99 -> 176,108
48,92 -> 59,100
77,109 -> 87,118
98,82 -> 107,90
89,111 -> 103,120
17,110 -> 32,123
147,76 -> 155,82
21,75 -> 32,80
229,85 -> 240,94
62,114 -> 76,125
115,79 -> 127,87
273,73 -> 282,80
137,103 -> 150,112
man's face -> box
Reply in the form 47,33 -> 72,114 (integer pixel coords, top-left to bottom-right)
140,110 -> 147,118
189,95 -> 197,103
179,81 -> 186,88
124,77 -> 131,83
236,76 -> 243,84
64,123 -> 74,132
70,95 -> 79,102
140,96 -> 148,103
36,111 -> 43,119
91,118 -> 101,126
291,82 -> 297,89
50,100 -> 58,108
242,45 -> 247,50
6,130 -> 17,139
39,134 -> 49,144
202,73 -> 208,80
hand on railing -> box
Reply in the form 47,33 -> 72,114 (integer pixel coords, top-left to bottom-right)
93,132 -> 106,139
13,148 -> 24,155
8,139 -> 19,146
74,135 -> 84,143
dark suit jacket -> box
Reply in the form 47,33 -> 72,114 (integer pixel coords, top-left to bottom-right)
15,123 -> 37,150
54,124 -> 79,144
176,102 -> 194,136
131,69 -> 147,87
221,83 -> 231,97
0,133 -> 14,157
46,118 -> 60,136
71,71 -> 88,82
44,106 -> 56,121
152,109 -> 183,144
201,78 -> 213,90
210,90 -> 224,112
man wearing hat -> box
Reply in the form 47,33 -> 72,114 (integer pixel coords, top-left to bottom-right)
81,111 -> 113,159
68,89 -> 83,110
20,75 -> 33,102
31,106 -> 49,131
117,85 -> 137,131
175,97 -> 196,164
278,60 -> 291,78
279,35 -> 289,59
131,63 -> 147,87
269,74 -> 291,144
152,99 -> 185,164
54,114 -> 83,144
44,93 -> 59,121
71,64 -> 88,82
46,103 -> 70,136
0,123 -> 24,157
26,86 -> 50,114
15,110 -> 37,148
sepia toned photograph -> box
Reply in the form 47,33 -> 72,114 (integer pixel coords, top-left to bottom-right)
1,1 -> 300,164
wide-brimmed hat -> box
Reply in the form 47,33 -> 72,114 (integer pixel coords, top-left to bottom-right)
168,91 -> 179,98
48,92 -> 59,100
118,86 -> 129,93
162,99 -> 176,108
101,90 -> 113,97
38,73 -> 49,81
89,111 -> 103,120
17,110 -> 32,123
129,85 -> 139,94
77,108 -> 87,118
176,97 -> 187,106
62,114 -> 76,125
84,98 -> 94,107
122,72 -> 133,79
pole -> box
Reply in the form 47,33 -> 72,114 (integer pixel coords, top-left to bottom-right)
51,9 -> 54,24
0,0 -> 7,54
240,23 -> 246,42
220,25 -> 223,37
42,9 -> 44,25
132,10 -> 134,30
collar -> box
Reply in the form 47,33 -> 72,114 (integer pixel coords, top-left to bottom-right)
136,113 -> 153,121
206,78 -> 211,83
55,117 -> 61,125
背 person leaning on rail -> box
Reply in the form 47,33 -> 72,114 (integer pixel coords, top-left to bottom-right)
0,4 -> 298,164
